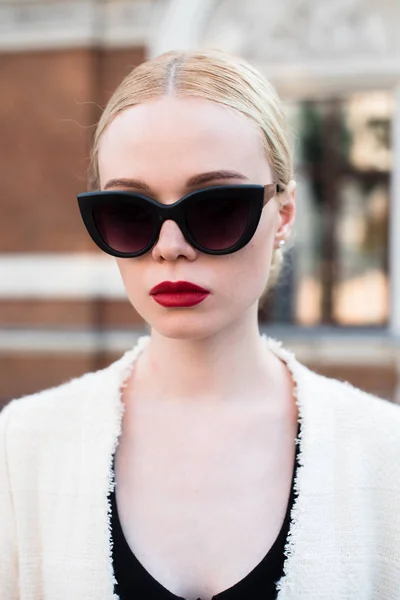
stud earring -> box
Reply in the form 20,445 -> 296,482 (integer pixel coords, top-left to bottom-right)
278,239 -> 286,248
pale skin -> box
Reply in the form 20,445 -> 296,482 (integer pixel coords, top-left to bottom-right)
98,96 -> 298,600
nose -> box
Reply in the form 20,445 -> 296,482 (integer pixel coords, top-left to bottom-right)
151,219 -> 198,261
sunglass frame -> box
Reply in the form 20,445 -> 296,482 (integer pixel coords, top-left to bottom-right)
77,183 -> 278,258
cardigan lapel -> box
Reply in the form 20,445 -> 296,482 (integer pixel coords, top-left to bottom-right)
79,335 -> 151,599
269,337 -> 372,599
266,337 -> 339,598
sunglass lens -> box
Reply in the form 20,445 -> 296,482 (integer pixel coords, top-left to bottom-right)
186,190 -> 251,250
93,199 -> 155,254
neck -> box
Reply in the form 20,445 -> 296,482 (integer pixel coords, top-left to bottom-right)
132,312 -> 289,408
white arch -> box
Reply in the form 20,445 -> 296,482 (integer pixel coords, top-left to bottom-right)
149,0 -> 216,58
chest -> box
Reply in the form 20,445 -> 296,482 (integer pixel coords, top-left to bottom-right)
113,404 -> 297,599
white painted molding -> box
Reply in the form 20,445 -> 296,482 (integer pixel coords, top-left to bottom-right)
0,329 -> 144,353
251,59 -> 400,100
148,0 -> 400,98
101,0 -> 166,49
0,327 -> 397,366
0,1 -> 97,51
0,0 -> 156,51
203,0 -> 400,62
0,254 -> 127,299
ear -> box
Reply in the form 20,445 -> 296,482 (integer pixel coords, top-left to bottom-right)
275,179 -> 296,240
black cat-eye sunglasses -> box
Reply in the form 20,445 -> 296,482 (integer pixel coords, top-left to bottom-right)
77,183 -> 280,258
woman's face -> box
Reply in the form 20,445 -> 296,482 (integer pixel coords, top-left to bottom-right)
98,96 -> 295,339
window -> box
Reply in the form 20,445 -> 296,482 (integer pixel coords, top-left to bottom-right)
260,91 -> 393,328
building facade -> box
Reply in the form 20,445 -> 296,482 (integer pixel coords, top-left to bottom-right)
1,0 -> 400,406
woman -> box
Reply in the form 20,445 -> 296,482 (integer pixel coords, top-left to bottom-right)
1,50 -> 400,600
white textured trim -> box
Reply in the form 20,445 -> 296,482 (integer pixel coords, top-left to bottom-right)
261,335 -> 304,595
0,254 -> 126,299
105,333 -> 151,600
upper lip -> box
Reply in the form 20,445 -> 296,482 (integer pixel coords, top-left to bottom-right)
150,281 -> 210,294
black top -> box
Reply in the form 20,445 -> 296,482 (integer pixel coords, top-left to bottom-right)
109,420 -> 301,600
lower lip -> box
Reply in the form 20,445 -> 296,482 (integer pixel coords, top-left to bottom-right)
151,292 -> 210,307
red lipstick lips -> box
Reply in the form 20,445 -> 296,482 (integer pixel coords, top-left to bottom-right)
150,281 -> 210,308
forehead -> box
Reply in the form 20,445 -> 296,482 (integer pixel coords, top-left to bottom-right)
98,96 -> 271,189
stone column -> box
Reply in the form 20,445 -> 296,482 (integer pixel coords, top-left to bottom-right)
389,85 -> 400,337
149,0 -> 216,57
389,85 -> 400,404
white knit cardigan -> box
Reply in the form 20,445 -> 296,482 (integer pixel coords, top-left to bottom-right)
1,334 -> 400,600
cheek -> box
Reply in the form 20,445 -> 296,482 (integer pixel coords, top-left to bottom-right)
221,225 -> 276,302
115,259 -> 144,304
242,211 -> 276,270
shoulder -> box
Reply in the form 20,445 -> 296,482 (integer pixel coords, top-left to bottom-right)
301,363 -> 400,450
308,365 -> 399,415
0,351 -> 128,436
2,369 -> 99,422
0,354 -> 130,477
273,335 -> 400,421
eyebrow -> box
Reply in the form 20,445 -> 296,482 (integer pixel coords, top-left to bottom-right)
103,170 -> 249,192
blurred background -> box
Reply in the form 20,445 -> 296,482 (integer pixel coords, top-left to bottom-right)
1,0 -> 400,408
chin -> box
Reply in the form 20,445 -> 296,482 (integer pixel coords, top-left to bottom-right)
130,296 -> 257,340
149,315 -> 220,340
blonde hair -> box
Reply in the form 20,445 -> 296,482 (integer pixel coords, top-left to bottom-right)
88,49 -> 293,295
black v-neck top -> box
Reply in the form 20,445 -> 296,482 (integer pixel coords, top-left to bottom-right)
109,420 -> 301,600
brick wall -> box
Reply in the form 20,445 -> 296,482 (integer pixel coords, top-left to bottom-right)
0,299 -> 144,328
0,46 -> 146,253
0,44 -> 149,407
